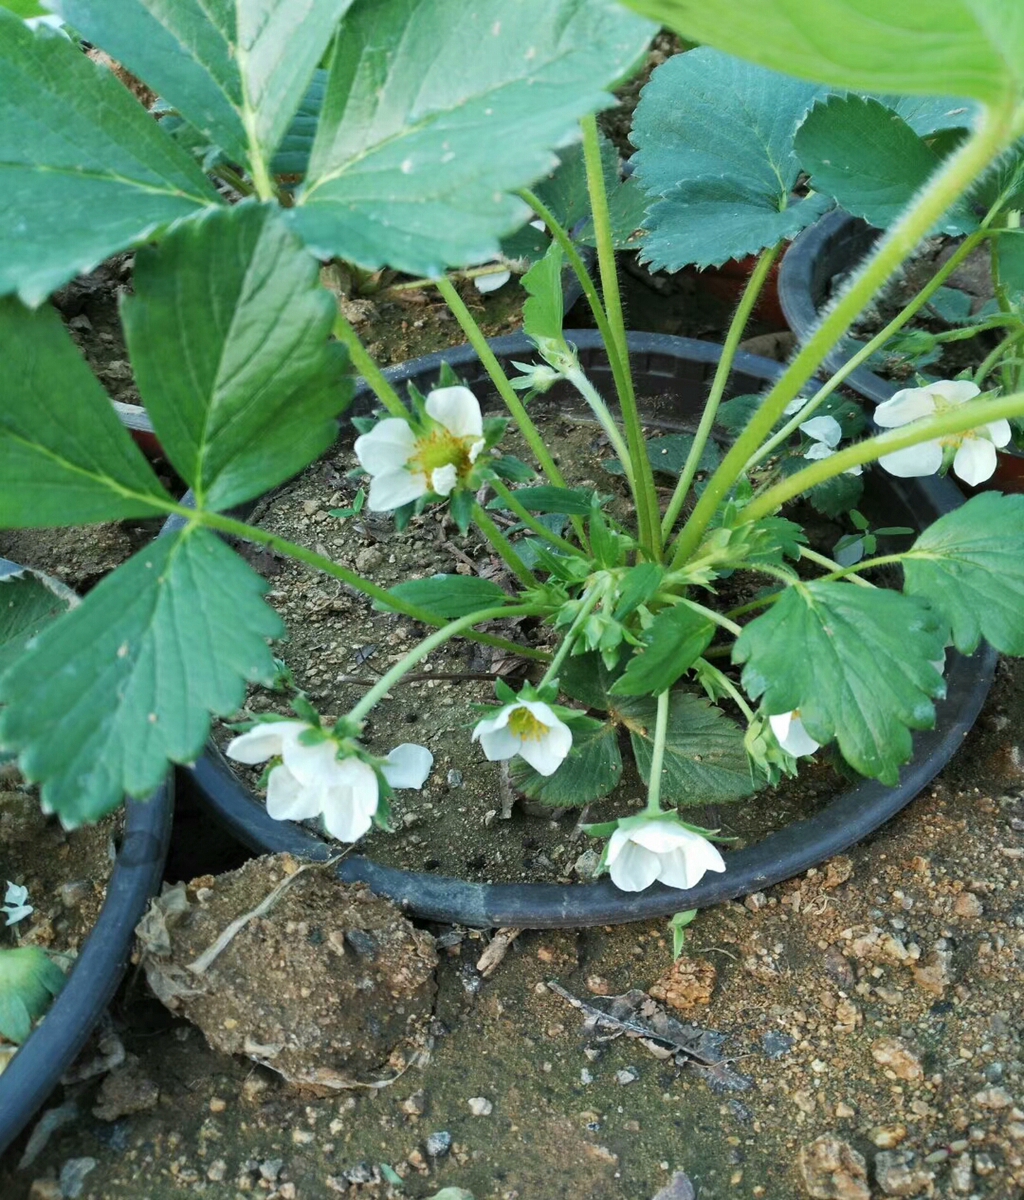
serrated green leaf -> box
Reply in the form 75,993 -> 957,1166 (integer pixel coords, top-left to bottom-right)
610,605 -> 714,697
873,94 -> 981,137
50,1 -> 352,182
289,0 -> 655,276
487,486 -> 598,516
619,0 -> 1024,105
0,947 -> 64,1044
0,528 -> 283,824
491,455 -> 536,483
383,575 -> 510,620
509,716 -> 622,807
902,492 -> 1024,654
521,240 -> 565,345
808,472 -> 864,519
122,203 -> 351,511
612,563 -> 665,621
272,68 -> 328,179
0,11 -> 221,304
734,580 -> 946,784
794,95 -> 975,235
993,230 -> 1024,305
0,299 -> 173,527
0,566 -> 74,675
616,689 -> 755,805
558,650 -> 619,711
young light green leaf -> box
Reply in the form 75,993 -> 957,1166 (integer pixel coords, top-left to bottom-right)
630,47 -> 828,269
734,581 -> 947,784
0,947 -> 64,1044
509,717 -> 622,807
383,576 -> 510,620
618,0 -> 1024,105
610,605 -> 715,697
617,690 -> 755,805
902,492 -> 1024,654
0,299 -> 174,527
290,0 -> 656,276
49,1 -> 353,182
487,486 -> 598,516
0,529 -> 283,825
122,204 -> 351,511
521,240 -> 565,346
0,565 -> 75,676
794,96 -> 975,235
0,11 -> 221,304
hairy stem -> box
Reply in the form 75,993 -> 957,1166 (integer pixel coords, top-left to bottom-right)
332,311 -> 408,419
643,689 -> 672,815
473,502 -> 539,589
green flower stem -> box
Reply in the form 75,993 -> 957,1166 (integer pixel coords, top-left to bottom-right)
212,164 -> 255,196
643,689 -> 672,816
433,275 -> 567,490
473,502 -> 539,589
581,116 -> 661,558
724,592 -> 781,620
662,243 -> 782,538
564,366 -> 634,489
799,544 -> 874,587
975,327 -> 1024,387
748,227 -> 996,470
194,509 -> 549,662
487,477 -> 583,556
539,586 -> 605,688
810,553 -> 911,584
670,96 -> 1023,570
348,604 -> 543,724
696,660 -> 756,722
741,389 -> 1024,523
663,595 -> 742,638
332,311 -> 408,419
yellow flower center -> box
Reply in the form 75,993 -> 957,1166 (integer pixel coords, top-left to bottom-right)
508,706 -> 550,742
409,427 -> 476,484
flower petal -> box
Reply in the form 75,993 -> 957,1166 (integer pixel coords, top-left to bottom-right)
953,436 -> 997,486
281,736 -> 343,788
472,708 -> 513,741
382,743 -> 433,790
225,721 -> 305,765
656,837 -> 726,889
804,442 -> 835,461
320,759 -> 379,842
607,837 -> 662,892
878,440 -> 944,478
354,419 -> 417,474
265,764 -> 322,822
985,417 -> 1012,448
929,379 -> 980,406
873,387 -> 937,428
769,712 -> 819,757
474,269 -> 511,294
431,463 -> 458,496
425,386 -> 483,439
800,415 -> 842,447
517,724 -> 572,776
628,819 -> 697,854
477,725 -> 521,762
367,469 -> 426,512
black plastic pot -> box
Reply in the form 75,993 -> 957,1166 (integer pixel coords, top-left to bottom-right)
173,331 -> 997,928
0,560 -> 173,1157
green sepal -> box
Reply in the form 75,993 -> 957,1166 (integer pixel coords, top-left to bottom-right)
448,489 -> 475,536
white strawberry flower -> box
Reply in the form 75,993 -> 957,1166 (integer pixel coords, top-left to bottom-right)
2,882 -> 32,927
874,380 -> 1010,486
226,721 -> 432,844
354,386 -> 486,512
768,710 -> 820,757
606,815 -> 726,892
800,415 -> 862,476
472,697 -> 572,776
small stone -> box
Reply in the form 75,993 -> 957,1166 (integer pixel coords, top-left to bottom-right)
652,1171 -> 697,1200
923,1150 -> 949,1165
209,1096 -> 226,1113
583,1144 -> 618,1165
291,1128 -> 315,1144
207,1160 -> 228,1182
1008,1122 -> 1024,1139
953,891 -> 984,918
973,1152 -> 996,1176
406,1149 -> 428,1173
615,1067 -> 639,1085
425,1131 -> 452,1157
835,1103 -> 856,1119
949,1153 -> 973,1194
823,856 -> 854,888
874,1150 -> 934,1196
796,1134 -> 870,1199
580,1068 -> 593,1084
92,1063 -> 160,1121
400,1090 -> 426,1116
912,948 -> 953,996
586,975 -> 613,995
761,1030 -> 795,1059
58,1160 -> 97,1200
259,1159 -> 284,1182
28,1182 -> 62,1200
835,1000 -> 861,1031
446,769 -> 463,788
744,892 -> 767,911
973,1085 -> 1013,1109
871,1037 -> 923,1081
59,880 -> 91,908
354,547 -> 383,573
241,1075 -> 269,1103
649,956 -> 716,1012
467,1096 -> 493,1116
573,849 -> 601,879
869,1126 -> 907,1149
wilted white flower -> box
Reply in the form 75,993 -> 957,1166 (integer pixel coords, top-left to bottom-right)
768,710 -> 820,757
800,415 -> 862,476
472,698 -> 572,776
874,380 -> 1010,486
2,882 -> 32,927
354,386 -> 485,512
606,816 -> 726,892
226,721 -> 432,843
473,267 -> 511,294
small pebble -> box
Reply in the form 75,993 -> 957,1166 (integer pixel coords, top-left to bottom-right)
467,1096 -> 493,1116
425,1131 -> 452,1157
615,1067 -> 639,1085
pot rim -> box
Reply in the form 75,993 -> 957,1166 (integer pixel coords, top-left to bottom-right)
0,557 -> 173,1156
170,330 -> 997,928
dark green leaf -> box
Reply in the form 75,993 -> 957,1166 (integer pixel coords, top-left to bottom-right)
0,947 -> 64,1044
873,94 -> 980,137
384,575 -> 510,620
289,0 -> 655,276
610,604 -> 714,696
521,240 -> 565,345
808,472 -> 864,519
606,434 -> 721,478
0,565 -> 75,676
122,204 -> 351,512
509,717 -> 622,807
734,580 -> 947,784
616,689 -> 755,805
0,529 -> 283,824
0,11 -> 220,304
488,486 -> 598,516
612,563 -> 665,621
558,650 -> 620,711
794,95 -> 975,235
0,299 -> 173,527
272,68 -> 328,178
533,135 -> 621,232
994,230 -> 1024,305
903,492 -> 1024,654
491,455 -> 536,483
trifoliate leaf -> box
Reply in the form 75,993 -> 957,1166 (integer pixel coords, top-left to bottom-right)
122,203 -> 351,512
0,529 -> 283,824
0,947 -> 64,1044
610,605 -> 714,697
902,492 -> 1024,654
734,580 -> 947,784
509,717 -> 622,807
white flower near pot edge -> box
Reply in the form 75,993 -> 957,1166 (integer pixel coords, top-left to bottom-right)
226,721 -> 432,844
605,815 -> 726,893
768,711 -> 820,758
472,698 -> 572,776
